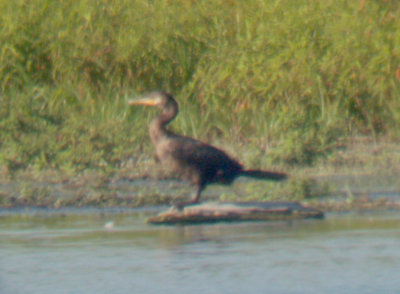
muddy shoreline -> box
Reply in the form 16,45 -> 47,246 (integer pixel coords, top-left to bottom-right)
1,170 -> 399,212
1,140 -> 399,212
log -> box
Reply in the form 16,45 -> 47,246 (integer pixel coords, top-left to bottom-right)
147,201 -> 324,224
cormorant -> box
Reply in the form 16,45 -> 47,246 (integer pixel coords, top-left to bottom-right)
129,91 -> 287,208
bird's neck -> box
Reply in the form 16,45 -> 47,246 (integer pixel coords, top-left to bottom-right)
149,103 -> 178,144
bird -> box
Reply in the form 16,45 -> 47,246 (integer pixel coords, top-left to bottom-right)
128,91 -> 287,209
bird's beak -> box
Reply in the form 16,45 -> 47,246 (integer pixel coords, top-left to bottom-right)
128,97 -> 159,107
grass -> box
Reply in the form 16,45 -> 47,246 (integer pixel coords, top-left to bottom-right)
0,0 -> 400,205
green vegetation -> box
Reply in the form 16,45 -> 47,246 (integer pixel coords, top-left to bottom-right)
0,1 -> 399,192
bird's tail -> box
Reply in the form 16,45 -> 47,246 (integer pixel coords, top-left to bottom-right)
240,169 -> 287,181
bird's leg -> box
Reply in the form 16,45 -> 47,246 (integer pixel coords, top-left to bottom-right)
173,184 -> 204,211
190,183 -> 203,203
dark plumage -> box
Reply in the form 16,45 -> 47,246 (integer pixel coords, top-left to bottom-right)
129,91 -> 287,208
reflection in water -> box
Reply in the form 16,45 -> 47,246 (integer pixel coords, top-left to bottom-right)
1,211 -> 400,294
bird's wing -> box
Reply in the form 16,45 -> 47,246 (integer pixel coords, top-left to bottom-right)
169,136 -> 242,170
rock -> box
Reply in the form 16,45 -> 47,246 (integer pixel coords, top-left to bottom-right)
147,201 -> 323,224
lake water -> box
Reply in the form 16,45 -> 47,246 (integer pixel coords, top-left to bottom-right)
1,209 -> 400,294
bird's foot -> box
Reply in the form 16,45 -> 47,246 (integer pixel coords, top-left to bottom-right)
172,202 -> 185,211
172,200 -> 199,211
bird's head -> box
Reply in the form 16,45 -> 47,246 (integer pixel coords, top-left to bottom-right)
128,91 -> 175,109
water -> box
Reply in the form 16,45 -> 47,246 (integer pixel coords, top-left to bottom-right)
1,209 -> 400,294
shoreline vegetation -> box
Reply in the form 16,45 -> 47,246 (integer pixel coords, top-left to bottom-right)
1,1 -> 399,210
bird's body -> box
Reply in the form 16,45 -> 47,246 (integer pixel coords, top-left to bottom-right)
155,132 -> 243,187
129,91 -> 287,207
